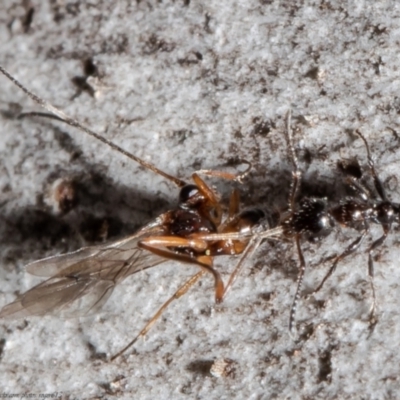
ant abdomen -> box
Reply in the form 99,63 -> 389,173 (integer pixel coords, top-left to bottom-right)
284,198 -> 334,242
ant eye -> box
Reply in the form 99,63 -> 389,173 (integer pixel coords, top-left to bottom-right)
179,185 -> 200,204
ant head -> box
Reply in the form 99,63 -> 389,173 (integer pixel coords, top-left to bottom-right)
393,203 -> 400,222
375,201 -> 400,225
292,198 -> 335,242
179,184 -> 205,209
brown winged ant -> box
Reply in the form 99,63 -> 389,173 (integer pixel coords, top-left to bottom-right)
0,65 -> 279,359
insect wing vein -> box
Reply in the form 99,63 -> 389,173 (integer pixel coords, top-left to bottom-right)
0,229 -> 168,319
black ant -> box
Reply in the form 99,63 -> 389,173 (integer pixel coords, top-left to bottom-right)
209,111 -> 400,333
284,114 -> 399,333
222,111 -> 399,334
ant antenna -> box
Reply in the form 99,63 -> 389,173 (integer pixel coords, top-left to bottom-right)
0,64 -> 186,188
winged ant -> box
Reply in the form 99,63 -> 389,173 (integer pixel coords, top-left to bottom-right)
0,64 -> 279,359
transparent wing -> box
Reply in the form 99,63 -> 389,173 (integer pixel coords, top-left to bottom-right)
25,226 -> 163,278
0,226 -> 168,319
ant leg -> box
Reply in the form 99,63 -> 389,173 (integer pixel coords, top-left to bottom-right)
339,157 -> 370,201
18,111 -> 64,122
266,111 -> 307,334
195,160 -> 252,183
289,234 -> 306,333
289,234 -> 306,334
190,226 -> 283,300
192,225 -> 284,244
220,236 -> 263,300
366,224 -> 390,326
191,173 -> 219,203
313,230 -> 368,294
140,236 -> 209,253
284,110 -> 302,212
191,173 -> 223,226
190,160 -> 248,226
355,130 -> 387,201
217,189 -> 241,232
283,111 -> 307,334
110,270 -> 205,361
139,237 -> 224,302
228,189 -> 241,218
